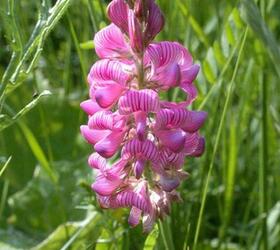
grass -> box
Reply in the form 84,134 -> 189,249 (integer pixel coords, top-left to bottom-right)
0,0 -> 280,249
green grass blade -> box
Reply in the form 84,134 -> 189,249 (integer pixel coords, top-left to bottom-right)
193,27 -> 249,249
18,122 -> 57,183
0,156 -> 12,177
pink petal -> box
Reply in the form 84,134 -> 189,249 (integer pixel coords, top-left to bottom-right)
155,108 -> 207,132
181,111 -> 207,133
92,175 -> 121,196
156,129 -> 186,153
134,111 -> 147,140
143,209 -> 156,233
151,63 -> 181,90
88,153 -> 107,170
134,159 -> 145,179
95,84 -> 125,108
159,174 -> 180,192
128,9 -> 143,53
159,148 -> 185,169
181,64 -> 200,83
146,42 -> 193,68
94,130 -> 125,158
113,190 -> 151,213
88,111 -> 114,130
189,137 -> 205,157
183,132 -> 200,155
128,206 -> 142,227
122,139 -> 159,163
80,125 -> 110,145
94,24 -> 130,59
180,83 -> 198,105
144,1 -> 164,42
107,0 -> 129,33
118,89 -> 160,115
80,99 -> 104,116
88,59 -> 131,86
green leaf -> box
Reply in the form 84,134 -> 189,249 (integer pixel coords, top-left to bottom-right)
144,224 -> 159,250
34,212 -> 102,250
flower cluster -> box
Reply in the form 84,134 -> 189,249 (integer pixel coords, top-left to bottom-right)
81,0 -> 207,232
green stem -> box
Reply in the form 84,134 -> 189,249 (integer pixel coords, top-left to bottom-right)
193,27 -> 249,250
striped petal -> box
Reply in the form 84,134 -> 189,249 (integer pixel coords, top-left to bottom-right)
121,139 -> 159,163
88,59 -> 131,86
155,108 -> 207,132
118,89 -> 160,115
107,0 -> 129,33
159,148 -> 185,169
94,24 -> 130,59
88,111 -> 114,130
146,42 -> 193,68
144,0 -> 164,42
88,153 -> 107,170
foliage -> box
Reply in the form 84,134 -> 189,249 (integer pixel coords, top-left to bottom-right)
0,0 -> 280,249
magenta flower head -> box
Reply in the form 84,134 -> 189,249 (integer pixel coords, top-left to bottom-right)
81,0 -> 207,232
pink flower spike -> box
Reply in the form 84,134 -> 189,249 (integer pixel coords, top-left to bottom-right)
81,0 -> 206,232
94,24 -> 130,59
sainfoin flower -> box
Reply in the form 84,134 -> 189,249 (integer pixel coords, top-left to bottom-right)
81,0 -> 207,232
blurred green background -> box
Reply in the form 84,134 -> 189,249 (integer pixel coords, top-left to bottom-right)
0,0 -> 280,249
